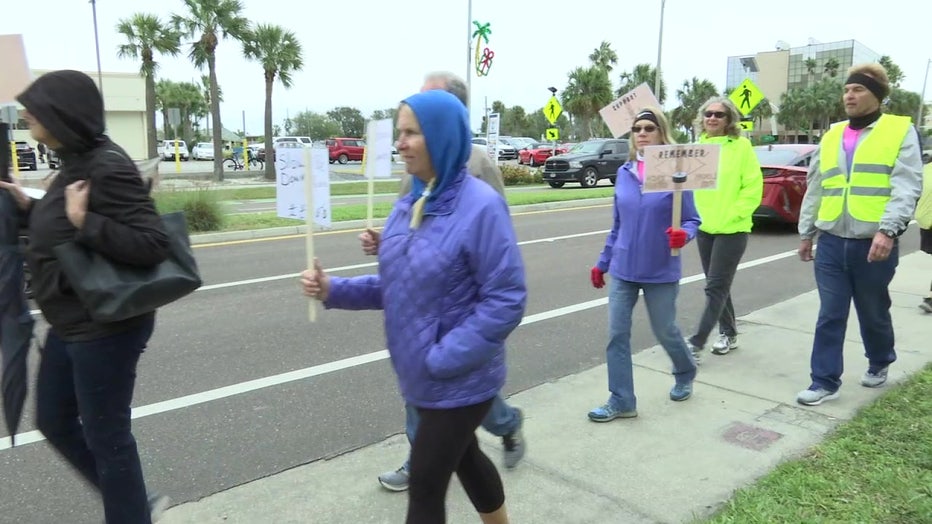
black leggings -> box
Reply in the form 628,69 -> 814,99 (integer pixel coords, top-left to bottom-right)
407,398 -> 504,524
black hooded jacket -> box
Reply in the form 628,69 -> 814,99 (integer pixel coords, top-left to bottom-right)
17,70 -> 170,341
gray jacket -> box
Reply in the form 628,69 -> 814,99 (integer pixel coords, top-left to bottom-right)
798,118 -> 923,240
398,144 -> 506,197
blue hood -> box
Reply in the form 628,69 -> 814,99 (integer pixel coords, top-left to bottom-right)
403,90 -> 471,204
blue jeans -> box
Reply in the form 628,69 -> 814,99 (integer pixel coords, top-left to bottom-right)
36,318 -> 155,524
810,233 -> 898,392
605,278 -> 696,412
403,395 -> 518,470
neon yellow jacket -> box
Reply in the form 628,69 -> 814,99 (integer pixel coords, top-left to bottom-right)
917,164 -> 932,229
694,134 -> 763,234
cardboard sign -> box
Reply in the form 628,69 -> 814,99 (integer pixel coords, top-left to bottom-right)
641,144 -> 721,193
599,83 -> 661,138
276,145 -> 331,227
0,35 -> 31,105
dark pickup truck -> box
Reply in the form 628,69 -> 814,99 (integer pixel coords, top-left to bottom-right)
542,138 -> 630,188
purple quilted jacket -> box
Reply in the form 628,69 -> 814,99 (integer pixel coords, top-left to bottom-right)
324,172 -> 527,409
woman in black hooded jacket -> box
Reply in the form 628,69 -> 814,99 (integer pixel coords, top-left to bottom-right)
0,70 -> 170,523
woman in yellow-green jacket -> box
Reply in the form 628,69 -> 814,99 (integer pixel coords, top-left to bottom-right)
918,163 -> 931,312
686,97 -> 763,362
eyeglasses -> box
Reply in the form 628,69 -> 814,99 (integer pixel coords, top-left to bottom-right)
631,125 -> 658,134
704,110 -> 727,119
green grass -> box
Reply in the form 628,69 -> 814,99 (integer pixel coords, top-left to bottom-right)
154,180 -> 403,201
704,363 -> 932,524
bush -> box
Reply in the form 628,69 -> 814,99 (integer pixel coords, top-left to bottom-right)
500,164 -> 543,186
154,189 -> 225,232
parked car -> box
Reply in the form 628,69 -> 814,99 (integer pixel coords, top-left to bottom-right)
191,142 -> 214,160
542,138 -> 630,188
519,143 -> 570,167
274,136 -> 313,147
752,143 -> 818,224
14,142 -> 37,171
326,137 -> 366,164
48,149 -> 60,169
471,137 -> 518,161
499,136 -> 537,151
161,139 -> 189,161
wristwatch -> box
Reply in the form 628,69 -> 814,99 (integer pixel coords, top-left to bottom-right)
879,228 -> 897,239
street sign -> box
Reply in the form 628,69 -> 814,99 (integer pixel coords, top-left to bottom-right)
543,96 -> 562,124
738,120 -> 754,131
0,105 -> 18,125
729,78 -> 765,116
545,127 -> 559,141
167,108 -> 181,128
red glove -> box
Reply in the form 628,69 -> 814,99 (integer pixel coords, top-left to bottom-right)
590,267 -> 606,289
666,227 -> 688,249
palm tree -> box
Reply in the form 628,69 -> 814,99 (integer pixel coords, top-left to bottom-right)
243,24 -> 304,180
589,41 -> 618,73
804,58 -> 818,87
617,63 -> 666,103
562,66 -> 613,139
671,77 -> 719,140
156,79 -> 181,138
198,74 -> 222,136
878,56 -> 905,88
173,0 -> 250,181
823,58 -> 841,78
116,13 -> 182,159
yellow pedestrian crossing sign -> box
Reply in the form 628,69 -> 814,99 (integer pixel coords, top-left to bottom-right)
543,96 -> 562,124
545,128 -> 559,140
729,78 -> 765,116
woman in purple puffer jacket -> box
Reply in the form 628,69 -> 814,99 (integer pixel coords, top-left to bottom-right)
301,89 -> 526,524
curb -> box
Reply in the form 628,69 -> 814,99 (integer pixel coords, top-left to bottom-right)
189,197 -> 613,245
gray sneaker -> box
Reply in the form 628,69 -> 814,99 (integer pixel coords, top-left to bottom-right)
147,492 -> 170,523
796,387 -> 840,406
501,409 -> 525,469
686,339 -> 703,365
377,465 -> 410,492
710,334 -> 738,355
860,366 -> 889,388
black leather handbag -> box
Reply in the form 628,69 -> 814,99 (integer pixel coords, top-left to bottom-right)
53,211 -> 202,323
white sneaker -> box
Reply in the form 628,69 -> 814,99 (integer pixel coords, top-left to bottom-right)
711,334 -> 738,355
686,339 -> 702,365
796,387 -> 840,406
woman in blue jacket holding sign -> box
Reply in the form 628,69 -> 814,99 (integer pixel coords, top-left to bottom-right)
588,107 -> 700,422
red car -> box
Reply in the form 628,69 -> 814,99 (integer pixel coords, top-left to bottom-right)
519,143 -> 570,167
326,137 -> 366,164
753,144 -> 818,224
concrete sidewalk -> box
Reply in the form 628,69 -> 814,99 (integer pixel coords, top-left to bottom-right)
162,252 -> 931,524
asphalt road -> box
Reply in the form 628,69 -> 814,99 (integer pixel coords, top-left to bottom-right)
0,207 -> 920,524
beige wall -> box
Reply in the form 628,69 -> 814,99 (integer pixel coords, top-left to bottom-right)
754,51 -> 790,135
10,70 -> 148,160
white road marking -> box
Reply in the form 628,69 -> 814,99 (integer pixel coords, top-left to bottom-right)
3,246 -> 801,452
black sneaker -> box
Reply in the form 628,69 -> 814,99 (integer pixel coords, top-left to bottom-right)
501,408 -> 525,469
920,298 -> 932,314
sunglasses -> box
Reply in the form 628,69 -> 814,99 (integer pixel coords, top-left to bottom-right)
631,124 -> 658,134
704,110 -> 727,119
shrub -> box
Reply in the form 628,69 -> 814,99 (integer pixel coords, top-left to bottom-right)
500,164 -> 543,186
154,189 -> 225,232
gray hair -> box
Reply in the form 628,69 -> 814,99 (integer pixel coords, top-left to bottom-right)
695,97 -> 743,138
423,71 -> 469,107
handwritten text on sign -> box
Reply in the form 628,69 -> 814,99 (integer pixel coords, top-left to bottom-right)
641,144 -> 721,193
275,146 -> 332,227
598,83 -> 661,139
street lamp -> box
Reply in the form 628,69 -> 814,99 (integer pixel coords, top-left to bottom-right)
917,58 -> 931,132
90,0 -> 104,98
654,0 -> 666,99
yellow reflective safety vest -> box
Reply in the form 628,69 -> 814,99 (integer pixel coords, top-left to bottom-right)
817,114 -> 912,223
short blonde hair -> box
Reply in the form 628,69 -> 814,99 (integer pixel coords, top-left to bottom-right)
628,106 -> 676,160
696,97 -> 742,138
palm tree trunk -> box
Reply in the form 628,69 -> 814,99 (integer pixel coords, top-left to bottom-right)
145,74 -> 158,159
264,76 -> 275,180
208,54 -> 224,182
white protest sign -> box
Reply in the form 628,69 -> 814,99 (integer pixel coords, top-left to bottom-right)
599,83 -> 662,139
310,147 -> 331,229
486,112 -> 500,162
365,118 -> 394,180
641,144 -> 721,193
275,143 -> 307,220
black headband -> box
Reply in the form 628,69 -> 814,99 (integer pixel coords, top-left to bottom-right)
846,72 -> 888,102
634,110 -> 659,126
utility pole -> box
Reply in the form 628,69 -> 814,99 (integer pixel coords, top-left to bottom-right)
90,0 -> 104,99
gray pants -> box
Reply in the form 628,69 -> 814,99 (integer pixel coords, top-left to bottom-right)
689,231 -> 748,348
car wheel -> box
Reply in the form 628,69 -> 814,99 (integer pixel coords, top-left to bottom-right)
338,154 -> 348,164
580,167 -> 599,188
610,176 -> 617,185
548,181 -> 565,188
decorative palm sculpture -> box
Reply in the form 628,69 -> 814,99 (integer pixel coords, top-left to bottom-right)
472,21 -> 494,77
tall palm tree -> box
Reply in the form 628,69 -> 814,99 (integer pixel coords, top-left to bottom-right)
878,56 -> 905,88
562,66 -> 613,139
589,41 -> 618,73
804,58 -> 818,87
243,24 -> 304,180
173,0 -> 249,181
671,77 -> 719,140
823,58 -> 841,78
617,63 -> 666,103
116,13 -> 181,159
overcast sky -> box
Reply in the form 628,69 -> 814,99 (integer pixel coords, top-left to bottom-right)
3,0 -> 929,134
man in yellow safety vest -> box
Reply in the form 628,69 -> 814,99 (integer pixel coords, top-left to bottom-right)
796,62 -> 923,406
